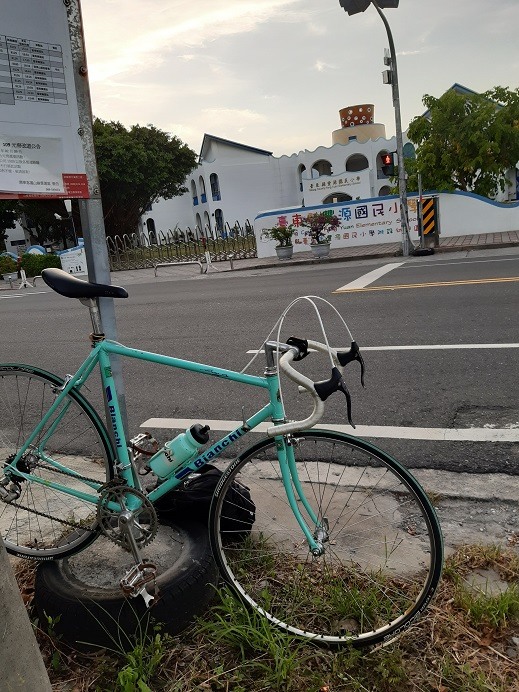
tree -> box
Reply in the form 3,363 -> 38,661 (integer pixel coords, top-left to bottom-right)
407,86 -> 519,199
93,119 -> 197,237
0,200 -> 21,253
18,199 -> 72,248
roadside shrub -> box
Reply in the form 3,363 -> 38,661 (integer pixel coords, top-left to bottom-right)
0,255 -> 17,274
20,253 -> 61,277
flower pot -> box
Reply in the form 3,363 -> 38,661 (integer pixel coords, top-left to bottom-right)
275,245 -> 293,260
310,242 -> 330,259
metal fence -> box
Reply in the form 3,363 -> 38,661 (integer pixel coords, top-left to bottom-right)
106,221 -> 257,271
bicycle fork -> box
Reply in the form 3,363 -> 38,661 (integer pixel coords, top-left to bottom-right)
276,434 -> 328,556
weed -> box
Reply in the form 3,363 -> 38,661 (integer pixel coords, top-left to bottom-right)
12,544 -> 519,692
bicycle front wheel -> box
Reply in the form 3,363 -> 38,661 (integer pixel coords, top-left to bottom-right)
210,430 -> 443,647
0,365 -> 114,560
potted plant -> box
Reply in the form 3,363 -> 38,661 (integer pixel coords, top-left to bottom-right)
0,255 -> 18,282
262,224 -> 295,260
300,212 -> 340,258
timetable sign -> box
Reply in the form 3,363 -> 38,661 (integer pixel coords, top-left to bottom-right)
0,1 -> 89,199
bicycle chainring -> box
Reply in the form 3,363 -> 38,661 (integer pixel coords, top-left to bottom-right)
96,485 -> 158,549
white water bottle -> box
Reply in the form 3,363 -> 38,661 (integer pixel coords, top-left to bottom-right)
149,424 -> 210,479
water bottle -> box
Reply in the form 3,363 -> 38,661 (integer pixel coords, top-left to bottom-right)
149,423 -> 210,479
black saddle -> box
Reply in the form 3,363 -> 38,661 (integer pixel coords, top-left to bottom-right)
41,268 -> 128,299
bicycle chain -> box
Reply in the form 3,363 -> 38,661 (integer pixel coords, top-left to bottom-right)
1,455 -> 120,531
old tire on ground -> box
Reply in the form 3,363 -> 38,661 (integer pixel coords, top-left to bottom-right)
34,520 -> 218,651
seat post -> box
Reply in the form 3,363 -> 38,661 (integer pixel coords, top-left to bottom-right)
79,298 -> 104,338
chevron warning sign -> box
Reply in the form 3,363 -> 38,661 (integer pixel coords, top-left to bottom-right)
422,198 -> 437,235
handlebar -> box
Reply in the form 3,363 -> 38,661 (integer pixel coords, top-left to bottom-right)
265,338 -> 365,437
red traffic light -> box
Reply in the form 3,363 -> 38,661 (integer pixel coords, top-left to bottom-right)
381,153 -> 392,166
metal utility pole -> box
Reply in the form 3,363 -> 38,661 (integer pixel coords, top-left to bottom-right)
68,0 -> 129,434
339,0 -> 413,256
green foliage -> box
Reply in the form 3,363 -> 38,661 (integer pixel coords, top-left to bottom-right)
0,254 -> 17,273
93,118 -> 198,237
17,199 -> 74,247
0,200 -> 21,252
262,224 -> 295,247
116,633 -> 166,692
196,588 -> 309,690
407,86 -> 519,198
20,252 -> 60,277
455,582 -> 519,629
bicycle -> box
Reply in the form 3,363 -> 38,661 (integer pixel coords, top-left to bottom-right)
0,267 -> 443,647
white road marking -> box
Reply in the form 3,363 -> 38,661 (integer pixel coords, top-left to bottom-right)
407,257 -> 519,269
335,262 -> 404,291
141,418 -> 519,442
246,344 -> 519,354
0,291 -> 47,299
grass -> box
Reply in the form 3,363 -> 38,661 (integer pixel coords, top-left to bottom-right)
14,543 -> 519,691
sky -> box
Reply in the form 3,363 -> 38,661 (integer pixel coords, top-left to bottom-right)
80,0 -> 518,158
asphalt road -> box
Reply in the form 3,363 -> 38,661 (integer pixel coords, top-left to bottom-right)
1,247 -> 518,475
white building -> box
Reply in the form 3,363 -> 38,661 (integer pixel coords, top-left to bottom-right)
141,104 -> 412,238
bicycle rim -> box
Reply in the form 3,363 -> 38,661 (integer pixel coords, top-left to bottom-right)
210,430 -> 443,647
0,364 -> 114,559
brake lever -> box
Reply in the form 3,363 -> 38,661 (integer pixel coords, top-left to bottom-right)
337,341 -> 365,388
313,366 -> 355,428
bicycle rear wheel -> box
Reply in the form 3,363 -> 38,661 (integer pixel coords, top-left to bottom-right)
210,430 -> 443,647
0,364 -> 114,560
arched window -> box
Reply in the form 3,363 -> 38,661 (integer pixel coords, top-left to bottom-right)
146,218 -> 157,244
322,193 -> 352,204
214,208 -> 224,234
195,213 -> 202,237
403,142 -> 416,160
310,159 -> 332,177
204,211 -> 211,234
297,164 -> 306,192
199,176 -> 207,203
378,186 -> 392,197
345,154 -> 369,172
191,180 -> 198,205
210,174 -> 221,201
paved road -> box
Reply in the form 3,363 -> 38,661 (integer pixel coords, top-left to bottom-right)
1,247 -> 518,476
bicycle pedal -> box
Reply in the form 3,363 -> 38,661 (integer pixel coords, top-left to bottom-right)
120,561 -> 157,597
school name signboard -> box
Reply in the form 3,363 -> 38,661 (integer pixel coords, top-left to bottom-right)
0,1 -> 88,199
255,196 -> 419,258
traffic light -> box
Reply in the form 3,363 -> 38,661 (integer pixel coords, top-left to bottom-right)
381,152 -> 395,176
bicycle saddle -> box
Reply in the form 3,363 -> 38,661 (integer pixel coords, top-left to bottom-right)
41,268 -> 128,299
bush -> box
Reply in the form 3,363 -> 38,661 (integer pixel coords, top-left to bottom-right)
0,255 -> 17,274
20,253 -> 61,277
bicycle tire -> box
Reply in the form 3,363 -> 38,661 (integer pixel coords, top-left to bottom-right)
209,429 -> 443,648
0,364 -> 115,560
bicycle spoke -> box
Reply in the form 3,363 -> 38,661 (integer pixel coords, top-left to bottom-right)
211,431 -> 442,646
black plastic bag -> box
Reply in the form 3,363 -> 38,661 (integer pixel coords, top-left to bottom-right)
154,464 -> 255,541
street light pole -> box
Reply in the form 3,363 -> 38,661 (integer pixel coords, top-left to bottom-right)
339,0 -> 413,256
372,1 -> 411,256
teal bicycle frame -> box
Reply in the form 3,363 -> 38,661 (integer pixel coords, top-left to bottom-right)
6,339 -> 323,552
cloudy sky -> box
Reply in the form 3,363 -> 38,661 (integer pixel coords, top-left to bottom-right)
80,0 -> 518,158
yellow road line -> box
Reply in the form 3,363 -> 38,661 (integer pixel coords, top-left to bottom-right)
334,277 -> 519,293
